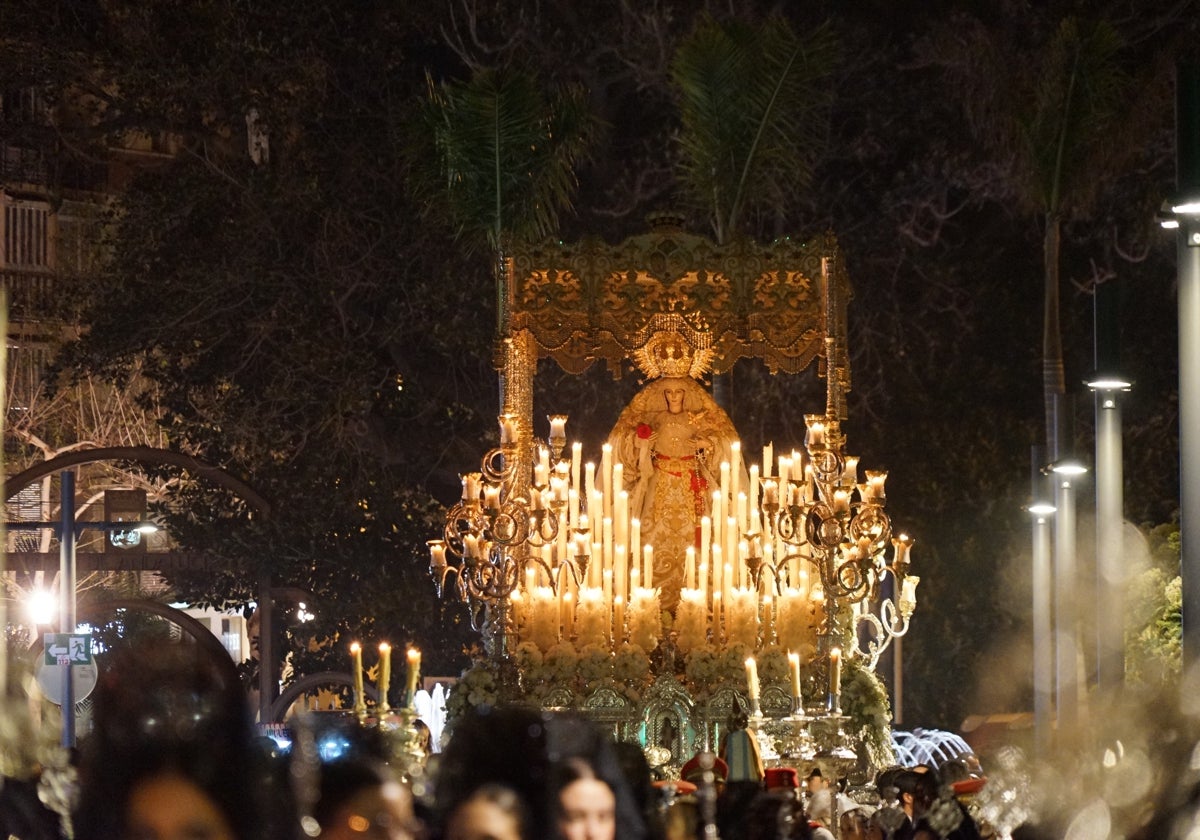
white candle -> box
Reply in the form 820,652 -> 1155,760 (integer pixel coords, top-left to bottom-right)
763,442 -> 774,479
745,656 -> 760,700
730,442 -> 741,513
601,444 -> 613,521
549,415 -> 567,441
643,544 -> 654,589
788,652 -> 802,700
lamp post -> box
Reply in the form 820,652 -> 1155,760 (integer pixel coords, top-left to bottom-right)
1169,61 -> 1200,670
1028,446 -> 1055,756
1089,280 -> 1131,692
1050,457 -> 1087,735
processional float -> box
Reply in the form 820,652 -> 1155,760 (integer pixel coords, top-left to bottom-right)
427,217 -> 917,785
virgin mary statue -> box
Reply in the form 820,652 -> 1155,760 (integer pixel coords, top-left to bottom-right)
606,333 -> 741,614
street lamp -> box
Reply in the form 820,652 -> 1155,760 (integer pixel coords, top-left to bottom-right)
1088,280 -> 1131,693
1027,446 -> 1055,756
1049,456 -> 1087,735
1165,61 -> 1200,669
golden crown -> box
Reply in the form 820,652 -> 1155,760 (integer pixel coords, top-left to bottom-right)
633,330 -> 715,380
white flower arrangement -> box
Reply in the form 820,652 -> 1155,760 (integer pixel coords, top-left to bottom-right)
575,587 -> 609,648
674,589 -> 708,654
627,587 -> 662,650
444,660 -> 500,723
613,642 -> 652,688
544,641 -> 580,683
840,657 -> 895,769
578,644 -> 614,689
757,646 -> 789,685
725,588 -> 760,648
684,644 -> 721,692
776,588 -> 816,652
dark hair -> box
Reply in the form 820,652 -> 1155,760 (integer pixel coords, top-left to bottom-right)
73,643 -> 281,840
741,792 -> 815,840
435,705 -> 552,839
544,712 -> 647,840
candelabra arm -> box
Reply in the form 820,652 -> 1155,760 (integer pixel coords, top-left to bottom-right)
851,598 -> 912,671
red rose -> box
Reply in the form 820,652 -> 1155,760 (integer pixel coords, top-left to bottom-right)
636,423 -> 653,440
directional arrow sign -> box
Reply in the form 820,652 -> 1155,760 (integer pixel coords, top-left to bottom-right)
44,633 -> 94,666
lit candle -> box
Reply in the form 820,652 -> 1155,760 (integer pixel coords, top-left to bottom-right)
405,647 -> 422,707
585,462 -> 596,503
763,479 -> 779,507
484,485 -> 502,510
499,414 -> 517,444
788,652 -> 802,700
549,414 -> 567,441
351,642 -> 365,714
763,442 -> 774,478
377,642 -> 392,712
829,647 -> 841,698
806,419 -> 826,449
745,656 -> 760,701
832,489 -> 850,516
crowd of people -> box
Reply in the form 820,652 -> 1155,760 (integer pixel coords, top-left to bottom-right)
2,644 -> 996,840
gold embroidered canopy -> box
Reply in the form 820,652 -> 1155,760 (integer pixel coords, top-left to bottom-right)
502,218 -> 851,419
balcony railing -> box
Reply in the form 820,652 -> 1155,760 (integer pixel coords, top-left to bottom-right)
0,268 -> 58,320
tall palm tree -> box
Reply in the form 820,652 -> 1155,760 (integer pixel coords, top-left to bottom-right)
925,15 -> 1129,457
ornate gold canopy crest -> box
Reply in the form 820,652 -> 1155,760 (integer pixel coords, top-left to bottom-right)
632,325 -> 715,380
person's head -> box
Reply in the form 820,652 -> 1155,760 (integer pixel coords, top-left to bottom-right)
124,771 -> 236,840
553,757 -> 617,840
413,718 -> 433,754
805,768 -> 826,794
74,643 -> 277,840
444,783 -> 527,840
741,792 -> 814,840
838,802 -> 877,840
316,758 -> 419,840
544,712 -> 645,840
435,706 -> 550,839
894,769 -> 938,821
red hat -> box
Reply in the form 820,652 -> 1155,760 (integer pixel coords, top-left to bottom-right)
764,767 -> 799,791
653,779 -> 698,795
681,753 -> 729,784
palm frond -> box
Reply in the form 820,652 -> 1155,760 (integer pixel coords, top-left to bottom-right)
671,15 -> 838,241
417,68 -> 595,252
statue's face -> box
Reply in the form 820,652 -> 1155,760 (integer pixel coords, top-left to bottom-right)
663,385 -> 686,413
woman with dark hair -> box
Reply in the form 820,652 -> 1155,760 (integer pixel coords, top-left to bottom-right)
434,705 -> 552,840
544,712 -> 647,840
443,783 -> 528,840
315,758 -> 420,840
73,642 -> 288,840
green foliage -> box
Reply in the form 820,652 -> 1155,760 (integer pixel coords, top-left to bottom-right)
416,68 -> 596,254
1125,526 -> 1182,686
671,14 -> 837,241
